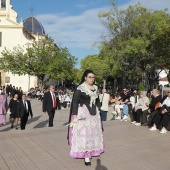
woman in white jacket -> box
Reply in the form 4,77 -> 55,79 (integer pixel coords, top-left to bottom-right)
132,91 -> 149,126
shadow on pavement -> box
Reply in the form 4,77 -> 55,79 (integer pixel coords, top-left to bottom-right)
0,120 -> 13,132
95,159 -> 107,170
27,115 -> 42,124
33,119 -> 49,129
0,126 -> 12,132
63,122 -> 69,126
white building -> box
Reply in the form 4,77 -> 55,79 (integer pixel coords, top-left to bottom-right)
0,0 -> 47,91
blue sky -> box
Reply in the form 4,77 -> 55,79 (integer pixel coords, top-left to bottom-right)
12,0 -> 170,68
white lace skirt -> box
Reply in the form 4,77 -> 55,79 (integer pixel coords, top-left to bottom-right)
69,104 -> 105,158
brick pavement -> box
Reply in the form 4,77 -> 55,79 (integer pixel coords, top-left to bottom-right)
0,99 -> 170,170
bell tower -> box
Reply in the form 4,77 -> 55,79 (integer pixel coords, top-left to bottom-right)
0,0 -> 10,11
0,0 -> 18,22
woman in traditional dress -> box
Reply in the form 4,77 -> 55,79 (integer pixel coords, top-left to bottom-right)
68,70 -> 105,166
9,93 -> 19,129
0,92 -> 8,125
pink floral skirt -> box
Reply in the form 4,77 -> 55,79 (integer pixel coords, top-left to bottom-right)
0,114 -> 6,124
69,105 -> 105,158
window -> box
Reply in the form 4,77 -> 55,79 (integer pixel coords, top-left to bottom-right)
0,32 -> 2,47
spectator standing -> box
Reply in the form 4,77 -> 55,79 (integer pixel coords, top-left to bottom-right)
100,89 -> 110,121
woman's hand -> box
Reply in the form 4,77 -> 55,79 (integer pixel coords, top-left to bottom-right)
134,107 -> 138,112
161,109 -> 167,114
73,115 -> 77,119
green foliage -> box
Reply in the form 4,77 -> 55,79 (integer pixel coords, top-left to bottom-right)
0,37 -> 77,87
70,68 -> 82,84
80,54 -> 110,85
138,82 -> 145,94
98,1 -> 170,85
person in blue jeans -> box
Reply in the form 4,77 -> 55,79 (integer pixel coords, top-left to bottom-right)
99,89 -> 110,121
100,110 -> 108,121
120,88 -> 130,121
121,100 -> 129,121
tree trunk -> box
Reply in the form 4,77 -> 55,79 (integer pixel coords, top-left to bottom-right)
103,79 -> 106,89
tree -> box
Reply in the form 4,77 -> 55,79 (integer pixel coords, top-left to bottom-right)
138,82 -> 145,95
70,68 -> 82,84
98,1 -> 170,87
149,18 -> 170,71
0,37 -> 77,88
81,54 -> 110,86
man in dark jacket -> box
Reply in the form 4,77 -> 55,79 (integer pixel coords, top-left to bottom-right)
143,89 -> 162,126
43,85 -> 57,127
17,94 -> 33,130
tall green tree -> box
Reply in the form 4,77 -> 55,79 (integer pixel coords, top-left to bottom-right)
99,1 -> 170,87
81,54 -> 109,85
0,37 -> 77,88
70,68 -> 82,84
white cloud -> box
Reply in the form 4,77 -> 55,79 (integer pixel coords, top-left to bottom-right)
36,8 -> 107,49
120,0 -> 170,11
36,0 -> 170,51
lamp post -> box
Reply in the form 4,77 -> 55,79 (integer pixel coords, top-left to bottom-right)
122,62 -> 130,88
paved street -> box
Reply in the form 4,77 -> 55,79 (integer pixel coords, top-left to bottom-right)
1,99 -> 170,170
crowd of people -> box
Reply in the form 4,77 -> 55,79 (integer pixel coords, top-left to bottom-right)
1,71 -> 170,167
1,83 -> 170,134
0,84 -> 33,130
0,84 -> 74,130
106,87 -> 170,134
27,87 -> 72,109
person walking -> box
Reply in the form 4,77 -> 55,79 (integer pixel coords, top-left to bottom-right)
17,94 -> 33,130
68,70 -> 105,166
6,85 -> 10,97
18,87 -> 23,101
0,92 -> 8,125
100,89 -> 110,121
9,94 -> 19,129
43,85 -> 57,127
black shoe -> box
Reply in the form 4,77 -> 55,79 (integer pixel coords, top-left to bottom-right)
11,125 -> 13,129
84,162 -> 91,166
15,127 -> 18,130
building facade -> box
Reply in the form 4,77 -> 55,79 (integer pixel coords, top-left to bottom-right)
0,0 -> 47,91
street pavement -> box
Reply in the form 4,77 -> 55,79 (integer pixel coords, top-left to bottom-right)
1,98 -> 170,170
